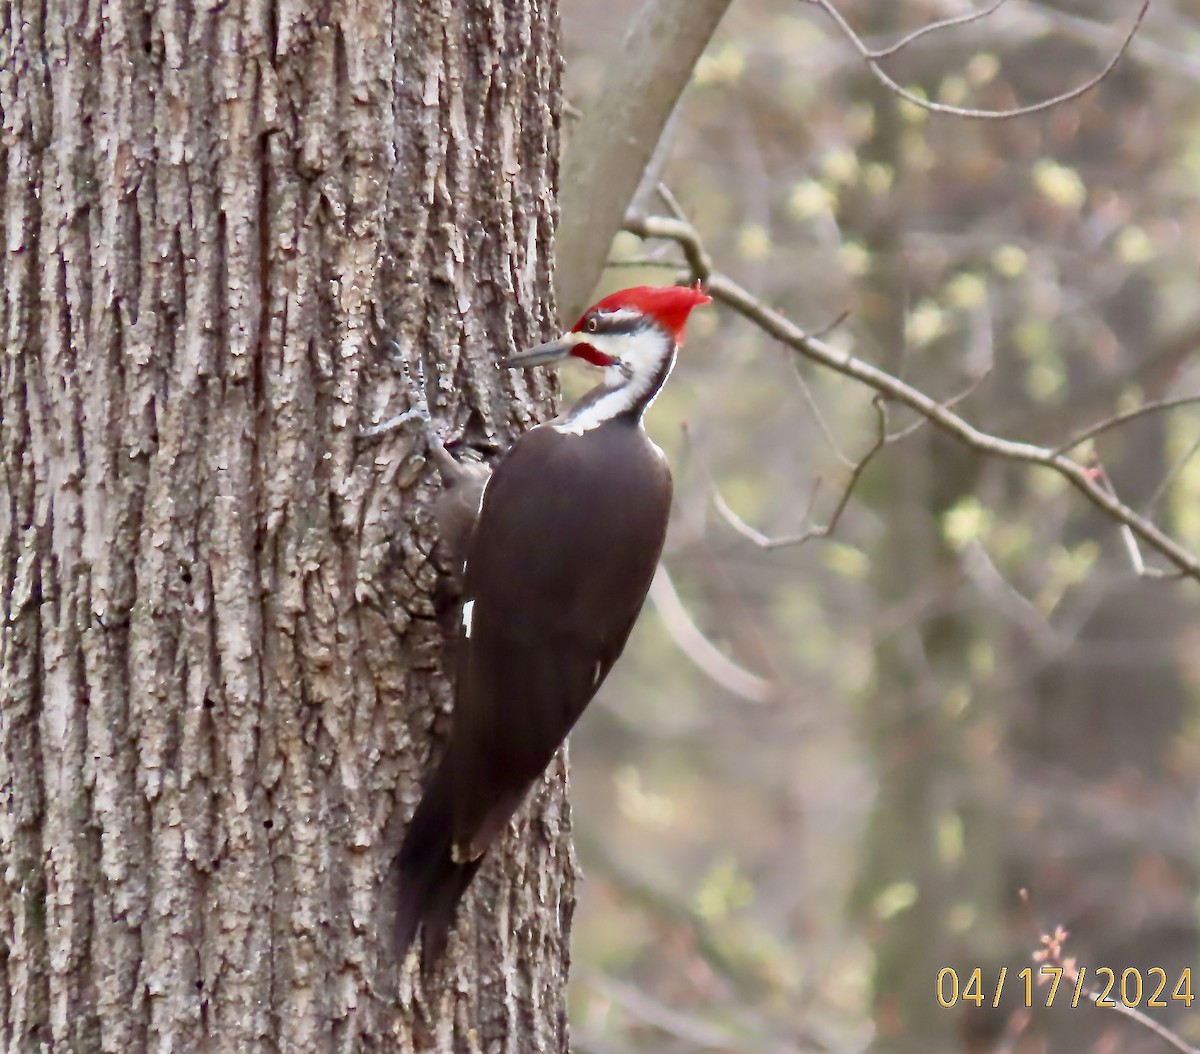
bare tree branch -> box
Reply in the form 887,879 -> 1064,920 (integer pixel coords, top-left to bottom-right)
623,211 -> 1200,582
810,0 -> 1150,120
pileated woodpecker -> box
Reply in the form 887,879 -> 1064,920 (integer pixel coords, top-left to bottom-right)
393,283 -> 711,968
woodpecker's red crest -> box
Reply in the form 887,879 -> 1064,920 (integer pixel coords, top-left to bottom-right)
570,281 -> 711,362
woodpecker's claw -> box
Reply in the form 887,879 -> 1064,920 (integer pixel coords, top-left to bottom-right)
360,342 -> 434,439
359,409 -> 429,439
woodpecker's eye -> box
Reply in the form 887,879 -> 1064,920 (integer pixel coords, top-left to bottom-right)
586,316 -> 599,334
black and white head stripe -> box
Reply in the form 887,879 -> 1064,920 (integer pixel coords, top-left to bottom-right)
581,308 -> 654,338
556,322 -> 676,435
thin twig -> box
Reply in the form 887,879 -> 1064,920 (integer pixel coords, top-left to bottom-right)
1082,993 -> 1200,1054
810,307 -> 852,340
1086,458 -> 1152,577
712,397 -> 888,549
1036,927 -> 1200,1054
811,0 -> 1151,120
713,480 -> 819,549
1087,453 -> 1192,580
865,0 -> 1011,60
656,181 -> 690,223
623,211 -> 1200,582
785,310 -> 859,466
1055,394 -> 1200,455
605,257 -> 681,269
887,366 -> 994,443
1019,1 -> 1200,84
788,358 -> 856,468
1147,430 -> 1200,516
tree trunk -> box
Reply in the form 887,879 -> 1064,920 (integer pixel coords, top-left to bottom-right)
1,2 -> 571,1050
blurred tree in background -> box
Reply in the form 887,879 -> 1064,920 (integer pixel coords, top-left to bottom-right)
559,2 -> 1200,1051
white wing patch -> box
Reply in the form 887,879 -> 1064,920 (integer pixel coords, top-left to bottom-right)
462,599 -> 476,637
592,661 -> 603,686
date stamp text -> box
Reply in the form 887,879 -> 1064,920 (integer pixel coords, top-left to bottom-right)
937,966 -> 1194,1010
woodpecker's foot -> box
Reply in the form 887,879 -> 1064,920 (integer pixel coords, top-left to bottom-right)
359,406 -> 477,496
365,334 -> 490,504
360,340 -> 437,439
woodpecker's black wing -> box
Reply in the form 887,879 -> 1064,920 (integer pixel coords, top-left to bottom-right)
449,420 -> 672,859
392,418 -> 671,965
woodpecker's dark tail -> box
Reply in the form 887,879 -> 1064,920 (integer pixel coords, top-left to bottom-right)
393,757 -> 483,973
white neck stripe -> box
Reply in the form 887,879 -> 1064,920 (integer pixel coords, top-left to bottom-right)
554,328 -> 674,435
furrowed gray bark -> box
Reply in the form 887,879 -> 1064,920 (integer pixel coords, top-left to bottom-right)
555,0 -> 734,326
0,2 -> 572,1050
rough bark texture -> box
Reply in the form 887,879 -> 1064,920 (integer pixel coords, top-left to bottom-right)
1,2 -> 572,1051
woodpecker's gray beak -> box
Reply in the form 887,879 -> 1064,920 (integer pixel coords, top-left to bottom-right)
501,331 -> 583,368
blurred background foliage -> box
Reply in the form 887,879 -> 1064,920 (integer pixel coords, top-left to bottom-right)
557,1 -> 1200,1051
